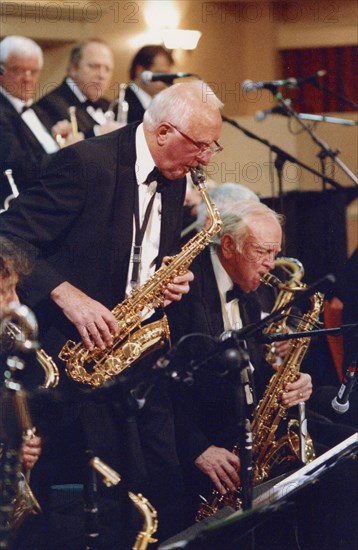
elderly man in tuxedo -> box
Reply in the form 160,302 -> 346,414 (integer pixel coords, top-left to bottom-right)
0,35 -> 81,207
169,200 -> 314,494
0,80 -> 223,548
34,38 -> 122,139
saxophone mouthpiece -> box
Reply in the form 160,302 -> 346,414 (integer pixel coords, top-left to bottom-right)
189,165 -> 206,188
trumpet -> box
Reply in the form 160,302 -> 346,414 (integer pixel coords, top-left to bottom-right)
68,105 -> 78,136
2,169 -> 19,211
55,105 -> 79,148
105,83 -> 129,124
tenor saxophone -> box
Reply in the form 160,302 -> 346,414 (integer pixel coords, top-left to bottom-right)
60,166 -> 222,387
0,305 -> 43,540
196,271 -> 323,521
129,492 -> 158,550
261,257 -> 305,364
1,314 -> 59,388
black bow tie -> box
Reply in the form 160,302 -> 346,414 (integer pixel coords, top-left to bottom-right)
143,167 -> 168,193
226,284 -> 245,303
83,99 -> 103,110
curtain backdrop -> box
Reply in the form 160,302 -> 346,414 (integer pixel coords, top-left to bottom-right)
280,46 -> 358,113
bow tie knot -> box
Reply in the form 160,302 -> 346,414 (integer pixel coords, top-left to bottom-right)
143,167 -> 168,193
84,99 -> 103,110
226,284 -> 245,303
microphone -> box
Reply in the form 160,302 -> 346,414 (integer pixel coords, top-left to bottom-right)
242,70 -> 327,91
331,357 -> 357,413
255,104 -> 290,122
141,71 -> 194,84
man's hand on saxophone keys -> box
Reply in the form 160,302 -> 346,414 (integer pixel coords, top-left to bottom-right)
162,261 -> 194,307
20,435 -> 42,471
50,281 -> 118,350
281,373 -> 313,408
194,445 -> 240,495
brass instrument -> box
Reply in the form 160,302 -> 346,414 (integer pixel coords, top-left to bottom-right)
196,266 -> 323,521
0,304 -> 43,542
250,291 -> 323,484
68,105 -> 78,136
1,314 -> 59,389
262,257 -> 305,364
106,83 -> 129,124
89,456 -> 157,550
2,169 -> 19,211
55,105 -> 78,148
129,492 -> 158,550
60,166 -> 222,387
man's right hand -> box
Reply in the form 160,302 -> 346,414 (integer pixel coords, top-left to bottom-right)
50,282 -> 118,350
194,445 -> 240,495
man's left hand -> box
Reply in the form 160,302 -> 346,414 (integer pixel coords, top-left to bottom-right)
281,372 -> 312,408
162,262 -> 194,307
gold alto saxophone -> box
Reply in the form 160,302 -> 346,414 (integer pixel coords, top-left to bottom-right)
196,265 -> 323,521
60,166 -> 222,387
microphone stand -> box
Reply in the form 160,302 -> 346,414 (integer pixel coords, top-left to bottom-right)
260,323 -> 358,344
272,90 -> 358,188
223,348 -> 253,511
84,450 -> 100,550
222,115 -> 343,209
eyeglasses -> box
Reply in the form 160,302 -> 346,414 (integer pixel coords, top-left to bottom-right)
168,122 -> 223,157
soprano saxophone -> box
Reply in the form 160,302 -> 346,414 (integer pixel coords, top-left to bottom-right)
60,166 -> 222,387
196,274 -> 323,521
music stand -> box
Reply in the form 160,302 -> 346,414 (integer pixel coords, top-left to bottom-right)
159,434 -> 358,549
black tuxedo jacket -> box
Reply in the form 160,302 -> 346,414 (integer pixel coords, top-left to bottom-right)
0,93 -> 50,205
168,247 -> 272,462
0,122 -> 186,363
124,86 -> 146,123
34,79 -> 110,137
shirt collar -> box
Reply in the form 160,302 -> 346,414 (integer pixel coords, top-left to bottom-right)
135,123 -> 156,186
0,86 -> 32,113
65,77 -> 88,103
210,247 -> 235,300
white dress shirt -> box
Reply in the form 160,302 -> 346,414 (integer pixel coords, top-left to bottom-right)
210,247 -> 243,331
125,123 -> 162,297
65,77 -> 108,126
0,86 -> 59,154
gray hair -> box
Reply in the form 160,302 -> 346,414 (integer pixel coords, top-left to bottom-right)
215,199 -> 284,250
0,36 -> 43,67
197,182 -> 259,230
0,236 -> 31,279
144,80 -> 223,131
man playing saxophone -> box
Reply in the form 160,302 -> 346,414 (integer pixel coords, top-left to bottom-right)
168,197 -> 355,522
0,81 -> 224,548
0,237 -> 42,477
